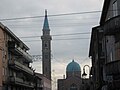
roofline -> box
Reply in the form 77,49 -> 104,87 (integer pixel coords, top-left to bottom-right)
100,0 -> 110,25
89,26 -> 100,57
0,22 -> 29,50
89,26 -> 104,57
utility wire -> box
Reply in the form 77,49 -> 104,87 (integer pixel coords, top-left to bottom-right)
19,32 -> 91,39
7,21 -> 97,26
0,32 -> 91,40
53,38 -> 90,41
6,22 -> 97,28
23,38 -> 90,42
0,9 -> 118,21
0,10 -> 102,21
52,32 -> 91,36
0,37 -> 90,44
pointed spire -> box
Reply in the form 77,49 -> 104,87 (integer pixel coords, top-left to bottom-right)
43,9 -> 49,30
45,9 -> 47,16
72,59 -> 74,62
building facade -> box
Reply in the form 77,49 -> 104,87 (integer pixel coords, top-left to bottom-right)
34,73 -> 51,90
34,73 -> 43,90
89,0 -> 120,90
89,26 -> 105,90
0,22 -> 34,90
100,0 -> 120,89
0,10 -> 52,90
57,60 -> 90,90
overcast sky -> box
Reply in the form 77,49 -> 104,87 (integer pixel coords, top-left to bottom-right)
0,0 -> 104,89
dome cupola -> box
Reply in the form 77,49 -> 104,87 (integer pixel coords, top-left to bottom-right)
66,60 -> 81,72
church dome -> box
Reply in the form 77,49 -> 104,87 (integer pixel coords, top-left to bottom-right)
66,60 -> 81,72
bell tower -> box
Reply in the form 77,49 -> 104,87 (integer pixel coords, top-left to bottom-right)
41,10 -> 52,80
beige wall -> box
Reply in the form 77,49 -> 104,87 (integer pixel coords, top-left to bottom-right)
0,23 -> 34,89
0,27 -> 4,88
0,26 -> 8,88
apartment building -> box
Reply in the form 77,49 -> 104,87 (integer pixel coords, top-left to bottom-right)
89,26 -> 105,90
0,22 -> 34,90
34,73 -> 43,90
89,0 -> 120,90
100,0 -> 120,90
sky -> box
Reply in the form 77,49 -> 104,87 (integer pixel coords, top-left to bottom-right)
0,0 -> 104,89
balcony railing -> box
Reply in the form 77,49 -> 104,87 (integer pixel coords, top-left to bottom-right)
8,41 -> 32,62
37,84 -> 43,88
104,15 -> 120,35
9,76 -> 34,87
9,60 -> 34,75
105,60 -> 120,75
9,76 -> 23,83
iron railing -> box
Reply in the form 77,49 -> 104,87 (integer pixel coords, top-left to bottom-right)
104,15 -> 120,35
105,60 -> 120,75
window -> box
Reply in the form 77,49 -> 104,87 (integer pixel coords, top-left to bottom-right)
9,69 -> 13,76
113,0 -> 118,17
45,43 -> 48,47
70,84 -> 77,90
110,51 -> 113,62
45,55 -> 48,59
44,42 -> 48,50
8,52 -> 12,61
45,67 -> 47,72
115,41 -> 120,60
2,67 -> 6,76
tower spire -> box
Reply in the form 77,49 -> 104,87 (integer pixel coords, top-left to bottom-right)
41,10 -> 52,80
43,9 -> 49,30
45,9 -> 47,16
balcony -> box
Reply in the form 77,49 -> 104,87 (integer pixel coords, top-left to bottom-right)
105,60 -> 120,75
37,84 -> 43,88
9,60 -> 34,75
104,15 -> 120,35
8,41 -> 32,62
9,76 -> 23,83
9,76 -> 34,88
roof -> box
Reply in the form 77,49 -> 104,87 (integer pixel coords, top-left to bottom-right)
43,10 -> 49,30
100,0 -> 111,25
89,26 -> 103,57
89,26 -> 99,57
66,60 -> 81,72
0,22 -> 29,50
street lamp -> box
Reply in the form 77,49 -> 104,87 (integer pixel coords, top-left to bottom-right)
82,68 -> 87,77
82,65 -> 91,78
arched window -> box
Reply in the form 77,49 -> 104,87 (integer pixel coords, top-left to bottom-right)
70,83 -> 77,90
